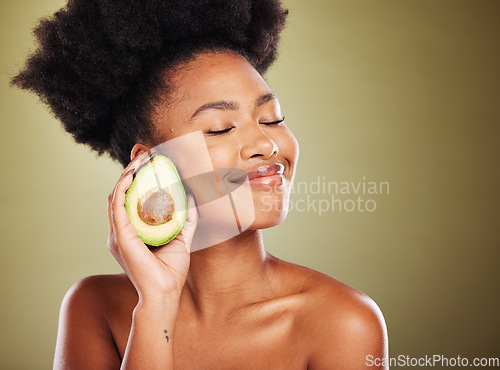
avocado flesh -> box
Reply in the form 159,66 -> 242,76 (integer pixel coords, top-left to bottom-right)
125,155 -> 187,246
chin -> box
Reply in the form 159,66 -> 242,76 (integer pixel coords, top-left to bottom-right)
249,194 -> 290,229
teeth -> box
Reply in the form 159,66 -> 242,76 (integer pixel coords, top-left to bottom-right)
227,163 -> 284,182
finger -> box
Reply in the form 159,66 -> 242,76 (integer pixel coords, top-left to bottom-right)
109,150 -> 152,230
152,194 -> 198,261
170,194 -> 199,251
107,150 -> 149,213
111,170 -> 135,229
107,169 -> 136,264
107,151 -> 153,255
107,169 -> 133,247
180,194 -> 199,251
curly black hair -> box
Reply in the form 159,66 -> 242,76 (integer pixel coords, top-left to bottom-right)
11,0 -> 288,167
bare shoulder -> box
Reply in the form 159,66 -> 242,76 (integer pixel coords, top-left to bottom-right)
61,273 -> 136,312
268,255 -> 388,369
54,273 -> 136,369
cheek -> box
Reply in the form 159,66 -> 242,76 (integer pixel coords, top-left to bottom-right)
276,126 -> 299,166
205,140 -> 240,168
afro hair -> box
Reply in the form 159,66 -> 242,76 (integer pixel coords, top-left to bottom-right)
11,0 -> 288,167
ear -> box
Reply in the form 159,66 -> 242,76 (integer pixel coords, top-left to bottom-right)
130,143 -> 151,161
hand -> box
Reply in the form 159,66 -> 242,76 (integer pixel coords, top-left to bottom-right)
107,152 -> 198,304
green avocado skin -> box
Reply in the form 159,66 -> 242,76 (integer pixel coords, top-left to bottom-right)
125,155 -> 187,246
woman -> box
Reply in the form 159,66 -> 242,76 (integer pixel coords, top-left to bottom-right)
12,0 -> 388,368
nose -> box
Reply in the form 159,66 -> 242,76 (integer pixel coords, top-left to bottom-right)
240,123 -> 278,159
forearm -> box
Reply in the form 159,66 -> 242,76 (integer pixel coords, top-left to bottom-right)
121,298 -> 180,369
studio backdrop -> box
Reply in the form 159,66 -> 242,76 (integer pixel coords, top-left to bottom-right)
1,0 -> 499,368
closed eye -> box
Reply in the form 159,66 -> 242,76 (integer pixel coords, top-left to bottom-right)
206,126 -> 235,135
260,117 -> 285,125
206,117 -> 284,135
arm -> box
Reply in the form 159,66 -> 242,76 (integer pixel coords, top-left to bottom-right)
307,286 -> 389,369
109,153 -> 198,369
53,278 -> 185,370
121,299 -> 179,369
54,277 -> 122,370
54,152 -> 198,369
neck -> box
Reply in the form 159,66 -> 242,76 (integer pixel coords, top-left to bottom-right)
181,229 -> 276,322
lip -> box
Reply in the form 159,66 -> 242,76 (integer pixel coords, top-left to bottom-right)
227,163 -> 285,186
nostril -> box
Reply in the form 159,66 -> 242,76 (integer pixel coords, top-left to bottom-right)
240,124 -> 279,160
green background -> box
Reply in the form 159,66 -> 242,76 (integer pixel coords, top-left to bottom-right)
1,0 -> 499,368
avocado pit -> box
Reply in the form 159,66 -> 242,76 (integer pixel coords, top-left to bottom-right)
137,188 -> 175,226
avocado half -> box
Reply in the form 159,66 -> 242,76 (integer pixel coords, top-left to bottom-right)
125,155 -> 187,246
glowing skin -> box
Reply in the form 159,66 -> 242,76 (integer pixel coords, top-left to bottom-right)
149,50 -> 299,230
55,50 -> 388,370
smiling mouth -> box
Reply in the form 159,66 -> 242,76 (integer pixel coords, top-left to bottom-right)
226,163 -> 285,186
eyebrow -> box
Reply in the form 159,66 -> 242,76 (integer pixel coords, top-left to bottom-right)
190,92 -> 278,120
255,93 -> 278,107
190,100 -> 238,119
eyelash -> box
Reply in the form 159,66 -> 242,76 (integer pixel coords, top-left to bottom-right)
206,117 -> 285,135
207,126 -> 234,135
261,117 -> 285,126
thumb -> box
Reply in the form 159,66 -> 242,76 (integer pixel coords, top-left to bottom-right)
151,194 -> 198,262
176,194 -> 198,251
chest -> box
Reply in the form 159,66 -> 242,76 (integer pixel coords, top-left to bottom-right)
112,306 -> 309,369
174,313 -> 307,369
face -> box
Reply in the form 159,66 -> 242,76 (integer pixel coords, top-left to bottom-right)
148,50 -> 299,230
